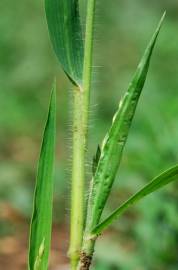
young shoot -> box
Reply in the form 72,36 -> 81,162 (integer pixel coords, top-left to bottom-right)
27,2 -> 178,270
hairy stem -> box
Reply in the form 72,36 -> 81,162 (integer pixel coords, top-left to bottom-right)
69,86 -> 86,270
78,0 -> 96,269
70,0 -> 96,268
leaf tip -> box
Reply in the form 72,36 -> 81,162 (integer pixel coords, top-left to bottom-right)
49,80 -> 57,116
162,10 -> 167,20
157,11 -> 166,32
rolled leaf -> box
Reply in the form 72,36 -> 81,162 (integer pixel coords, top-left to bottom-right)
28,84 -> 56,270
45,0 -> 84,87
92,164 -> 178,235
87,13 -> 166,231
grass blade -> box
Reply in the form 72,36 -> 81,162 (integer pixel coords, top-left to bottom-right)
92,164 -> 178,235
87,12 -> 166,230
28,84 -> 56,270
45,0 -> 84,87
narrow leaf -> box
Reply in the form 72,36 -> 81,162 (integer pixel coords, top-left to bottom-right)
28,84 -> 56,270
45,0 -> 84,87
87,13 -> 166,230
92,164 -> 178,235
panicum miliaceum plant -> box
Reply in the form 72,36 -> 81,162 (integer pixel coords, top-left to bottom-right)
27,1 -> 178,270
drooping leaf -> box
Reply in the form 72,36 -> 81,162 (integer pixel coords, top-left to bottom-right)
92,164 -> 178,235
86,13 -> 166,231
28,84 -> 56,270
45,0 -> 84,87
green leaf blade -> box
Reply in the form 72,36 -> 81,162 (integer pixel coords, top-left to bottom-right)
92,164 -> 178,235
28,84 -> 56,270
87,13 -> 166,230
45,0 -> 84,87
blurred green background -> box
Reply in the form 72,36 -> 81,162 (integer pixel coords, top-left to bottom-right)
0,0 -> 178,269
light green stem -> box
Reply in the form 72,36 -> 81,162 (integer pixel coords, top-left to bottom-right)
78,0 -> 96,269
70,86 -> 86,270
82,0 -> 96,117
69,0 -> 96,269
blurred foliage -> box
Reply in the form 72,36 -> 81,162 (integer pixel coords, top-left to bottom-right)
0,0 -> 178,269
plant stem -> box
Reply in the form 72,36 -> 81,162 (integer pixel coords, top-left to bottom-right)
82,0 -> 96,117
77,0 -> 96,269
79,237 -> 96,270
69,0 -> 96,269
70,86 -> 86,270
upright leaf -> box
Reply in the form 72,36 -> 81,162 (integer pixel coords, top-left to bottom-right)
87,13 -> 166,231
45,0 -> 84,87
92,164 -> 178,235
28,85 -> 56,270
